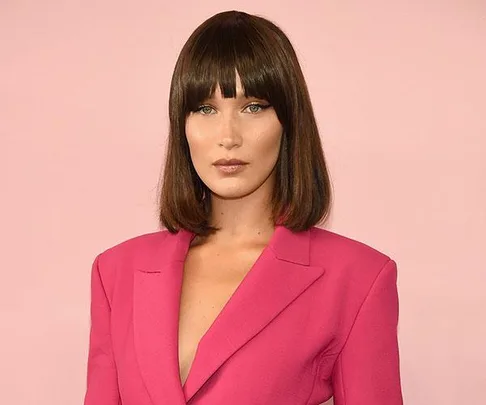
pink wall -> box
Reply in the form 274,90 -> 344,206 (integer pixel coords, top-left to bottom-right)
1,1 -> 485,404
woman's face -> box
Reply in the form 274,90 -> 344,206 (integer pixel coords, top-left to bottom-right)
185,74 -> 283,201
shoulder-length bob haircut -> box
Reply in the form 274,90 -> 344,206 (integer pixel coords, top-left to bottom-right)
158,10 -> 333,236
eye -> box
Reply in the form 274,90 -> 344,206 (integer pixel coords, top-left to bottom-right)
194,102 -> 271,115
195,105 -> 215,115
244,103 -> 271,114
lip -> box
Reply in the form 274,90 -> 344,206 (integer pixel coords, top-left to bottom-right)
212,158 -> 249,166
214,164 -> 247,174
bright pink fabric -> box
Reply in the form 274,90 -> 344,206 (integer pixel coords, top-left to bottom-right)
83,225 -> 403,404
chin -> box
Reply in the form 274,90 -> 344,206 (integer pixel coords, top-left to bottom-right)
206,181 -> 258,200
210,189 -> 253,200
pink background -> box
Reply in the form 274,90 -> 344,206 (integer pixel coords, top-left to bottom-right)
1,1 -> 485,404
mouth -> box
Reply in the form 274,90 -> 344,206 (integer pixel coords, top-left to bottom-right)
213,162 -> 248,174
212,158 -> 249,166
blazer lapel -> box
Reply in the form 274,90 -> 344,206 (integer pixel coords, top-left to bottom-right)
133,229 -> 193,405
133,225 -> 325,404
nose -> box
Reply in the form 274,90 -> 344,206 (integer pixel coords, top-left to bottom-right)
217,113 -> 242,149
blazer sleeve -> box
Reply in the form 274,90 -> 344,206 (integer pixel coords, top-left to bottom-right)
83,253 -> 121,405
331,259 -> 403,405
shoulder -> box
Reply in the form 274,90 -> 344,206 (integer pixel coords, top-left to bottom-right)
309,226 -> 392,263
309,226 -> 396,287
92,229 -> 172,279
99,228 -> 170,258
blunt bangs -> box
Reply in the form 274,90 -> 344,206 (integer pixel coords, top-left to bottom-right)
177,12 -> 289,124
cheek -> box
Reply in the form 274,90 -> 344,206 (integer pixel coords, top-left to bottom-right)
185,120 -> 209,161
252,129 -> 282,161
256,117 -> 283,150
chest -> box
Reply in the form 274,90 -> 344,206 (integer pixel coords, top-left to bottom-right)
177,244 -> 264,386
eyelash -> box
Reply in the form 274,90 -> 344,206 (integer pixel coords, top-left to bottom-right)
194,103 -> 271,115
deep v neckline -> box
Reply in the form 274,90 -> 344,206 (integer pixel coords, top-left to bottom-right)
175,230 -> 274,390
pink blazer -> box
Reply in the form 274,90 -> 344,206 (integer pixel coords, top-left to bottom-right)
83,225 -> 403,405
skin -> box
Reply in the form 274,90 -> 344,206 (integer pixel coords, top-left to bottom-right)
185,72 -> 284,247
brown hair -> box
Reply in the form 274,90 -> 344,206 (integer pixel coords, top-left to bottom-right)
157,10 -> 333,236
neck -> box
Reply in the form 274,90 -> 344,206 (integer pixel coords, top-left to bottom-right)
206,187 -> 275,246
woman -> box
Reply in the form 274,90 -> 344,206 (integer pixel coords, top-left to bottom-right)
83,10 -> 403,405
